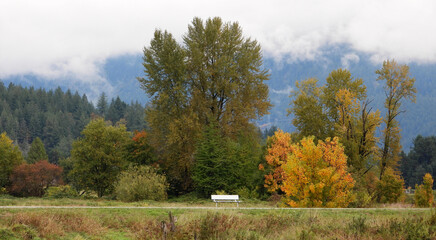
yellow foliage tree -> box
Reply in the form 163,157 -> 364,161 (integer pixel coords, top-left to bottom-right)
415,173 -> 434,207
260,130 -> 293,193
281,137 -> 355,207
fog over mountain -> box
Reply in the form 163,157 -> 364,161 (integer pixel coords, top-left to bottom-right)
2,48 -> 435,151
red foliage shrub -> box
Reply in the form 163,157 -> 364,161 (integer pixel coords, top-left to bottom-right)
8,160 -> 63,197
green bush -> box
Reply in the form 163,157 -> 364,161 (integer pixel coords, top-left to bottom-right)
115,165 -> 168,202
376,167 -> 404,203
236,187 -> 259,199
44,185 -> 79,198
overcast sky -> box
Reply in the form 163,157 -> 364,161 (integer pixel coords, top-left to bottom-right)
1,0 -> 435,85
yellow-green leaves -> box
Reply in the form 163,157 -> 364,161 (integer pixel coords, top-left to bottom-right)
377,60 -> 416,178
0,132 -> 24,187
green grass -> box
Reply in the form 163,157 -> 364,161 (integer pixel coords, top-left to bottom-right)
0,194 -> 277,208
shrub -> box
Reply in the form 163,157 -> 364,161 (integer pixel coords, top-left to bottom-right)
115,165 -> 168,202
376,167 -> 404,203
44,185 -> 79,198
415,173 -> 434,207
236,187 -> 259,199
8,160 -> 63,197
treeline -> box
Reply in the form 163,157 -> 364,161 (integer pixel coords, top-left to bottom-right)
0,82 -> 145,163
1,17 -> 435,208
401,135 -> 436,188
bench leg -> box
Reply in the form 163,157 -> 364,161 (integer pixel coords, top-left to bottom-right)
237,202 -> 239,208
216,202 -> 218,208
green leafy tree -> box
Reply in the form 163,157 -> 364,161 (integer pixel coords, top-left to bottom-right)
288,78 -> 328,140
376,60 -> 416,178
375,167 -> 404,203
138,17 -> 271,194
0,132 -> 24,187
70,118 -> 130,197
26,137 -> 48,163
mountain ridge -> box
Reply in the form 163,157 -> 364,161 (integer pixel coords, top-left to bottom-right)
2,50 -> 435,151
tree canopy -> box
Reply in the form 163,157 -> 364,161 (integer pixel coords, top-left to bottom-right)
70,118 -> 130,197
376,60 -> 416,178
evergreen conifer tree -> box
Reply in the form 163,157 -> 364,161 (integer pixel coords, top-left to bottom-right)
26,137 -> 48,163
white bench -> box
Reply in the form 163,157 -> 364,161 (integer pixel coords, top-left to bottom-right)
211,195 -> 241,207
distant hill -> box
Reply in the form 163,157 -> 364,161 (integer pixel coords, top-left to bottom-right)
0,83 -> 145,163
2,49 -> 435,151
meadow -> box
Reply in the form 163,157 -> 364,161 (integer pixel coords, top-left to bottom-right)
1,195 -> 435,240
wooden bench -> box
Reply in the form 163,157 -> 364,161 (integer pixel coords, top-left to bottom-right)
211,195 -> 241,207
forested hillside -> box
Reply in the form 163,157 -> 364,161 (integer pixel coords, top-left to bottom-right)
0,82 -> 145,163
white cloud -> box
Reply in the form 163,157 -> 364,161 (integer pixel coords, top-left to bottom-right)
1,0 -> 435,83
271,86 -> 293,95
341,53 -> 360,69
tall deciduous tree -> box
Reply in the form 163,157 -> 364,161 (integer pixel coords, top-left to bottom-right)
288,69 -> 380,177
335,90 -> 382,175
323,69 -> 366,134
138,17 -> 271,194
70,118 -> 130,197
0,132 -> 24,188
288,69 -> 366,141
26,137 -> 48,163
376,60 -> 416,178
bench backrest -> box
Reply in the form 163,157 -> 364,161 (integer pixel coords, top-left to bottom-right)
211,195 -> 239,201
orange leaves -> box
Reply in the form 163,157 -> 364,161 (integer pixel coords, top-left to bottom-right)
132,130 -> 147,143
262,130 -> 293,193
265,133 -> 355,208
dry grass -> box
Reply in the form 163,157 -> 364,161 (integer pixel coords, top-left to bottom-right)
7,211 -> 106,239
0,205 -> 435,239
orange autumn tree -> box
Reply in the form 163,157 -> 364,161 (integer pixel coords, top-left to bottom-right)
260,130 -> 293,193
282,137 -> 355,207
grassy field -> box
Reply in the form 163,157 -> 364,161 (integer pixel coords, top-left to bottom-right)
0,194 -> 275,208
1,195 -> 435,240
0,207 -> 434,239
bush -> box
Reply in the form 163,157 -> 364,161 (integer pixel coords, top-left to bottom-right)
8,160 -> 63,197
415,173 -> 434,207
236,187 -> 259,199
44,185 -> 79,198
115,165 -> 168,202
376,167 -> 404,203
